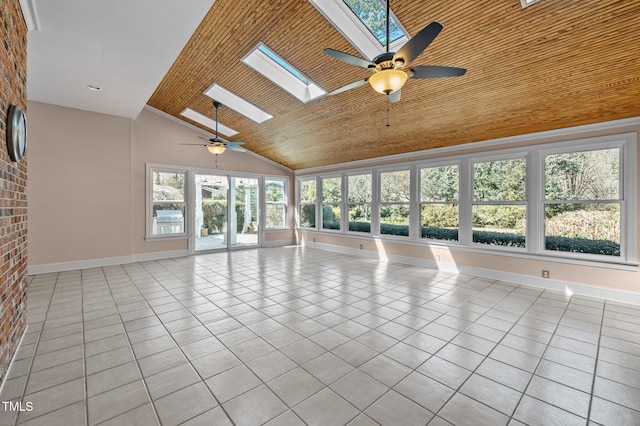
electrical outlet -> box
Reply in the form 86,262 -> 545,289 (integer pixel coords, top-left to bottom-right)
436,255 -> 441,261
542,270 -> 550,279
312,237 -> 316,243
359,244 -> 363,250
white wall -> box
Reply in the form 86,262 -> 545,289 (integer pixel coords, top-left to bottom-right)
27,101 -> 294,271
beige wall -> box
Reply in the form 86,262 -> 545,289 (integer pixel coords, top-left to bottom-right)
27,102 -> 294,268
296,120 -> 640,296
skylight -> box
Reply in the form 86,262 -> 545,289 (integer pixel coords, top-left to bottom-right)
342,0 -> 404,46
204,83 -> 273,124
520,0 -> 541,6
242,43 -> 326,103
309,0 -> 409,61
180,108 -> 238,137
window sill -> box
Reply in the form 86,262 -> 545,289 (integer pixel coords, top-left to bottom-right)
145,234 -> 188,242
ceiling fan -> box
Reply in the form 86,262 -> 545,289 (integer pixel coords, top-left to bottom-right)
324,1 -> 466,102
181,101 -> 246,155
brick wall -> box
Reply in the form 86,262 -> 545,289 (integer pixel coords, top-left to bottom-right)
0,0 -> 28,382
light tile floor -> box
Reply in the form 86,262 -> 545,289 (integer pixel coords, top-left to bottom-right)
2,247 -> 640,425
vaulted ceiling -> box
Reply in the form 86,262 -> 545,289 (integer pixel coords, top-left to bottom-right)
28,0 -> 640,170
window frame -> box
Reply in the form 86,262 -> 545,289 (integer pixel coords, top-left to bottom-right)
537,139 -> 631,261
418,161 -> 461,243
297,177 -> 319,229
346,171 -> 373,234
146,165 -> 189,240
320,175 -> 343,232
469,153 -> 529,252
264,176 -> 289,230
378,166 -> 413,238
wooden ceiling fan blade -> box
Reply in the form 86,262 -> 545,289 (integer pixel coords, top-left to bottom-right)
180,143 -> 208,146
328,78 -> 368,96
410,65 -> 467,78
324,48 -> 374,69
393,22 -> 443,65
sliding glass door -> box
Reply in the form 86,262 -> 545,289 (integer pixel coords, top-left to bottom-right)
194,174 -> 259,252
195,174 -> 228,251
230,177 -> 259,248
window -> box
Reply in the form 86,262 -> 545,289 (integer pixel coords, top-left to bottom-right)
242,43 -> 326,103
294,133 -> 635,264
265,178 -> 287,228
379,169 -> 410,236
342,0 -> 404,46
420,164 -> 459,241
322,176 -> 342,230
204,83 -> 273,124
309,0 -> 408,60
544,148 -> 621,257
472,158 -> 527,248
348,173 -> 372,233
150,169 -> 186,237
299,178 -> 317,228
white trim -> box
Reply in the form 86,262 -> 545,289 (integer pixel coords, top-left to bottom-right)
521,0 -> 541,8
241,43 -> 326,103
295,116 -> 640,175
262,238 -> 297,248
303,241 -> 640,306
27,250 -> 190,275
143,105 -> 293,173
203,83 -> 273,124
18,0 -> 41,31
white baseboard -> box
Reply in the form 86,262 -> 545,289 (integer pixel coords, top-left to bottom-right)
27,250 -> 189,275
304,241 -> 640,306
263,239 -> 296,248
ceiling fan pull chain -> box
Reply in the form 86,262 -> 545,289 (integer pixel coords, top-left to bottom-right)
386,105 -> 391,128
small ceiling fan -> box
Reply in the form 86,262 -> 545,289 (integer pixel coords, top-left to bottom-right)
324,1 -> 466,103
181,101 -> 246,155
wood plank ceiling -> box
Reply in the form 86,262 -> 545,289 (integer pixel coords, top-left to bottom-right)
147,0 -> 640,170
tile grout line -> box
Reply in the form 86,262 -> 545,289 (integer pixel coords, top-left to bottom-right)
12,274 -> 60,426
94,266 -> 163,425
426,284 -> 551,424
81,270 -> 88,426
504,292 -> 578,425
127,260 -> 240,425
586,298 -> 606,423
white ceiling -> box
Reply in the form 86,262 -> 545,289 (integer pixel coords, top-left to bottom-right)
25,0 -> 215,119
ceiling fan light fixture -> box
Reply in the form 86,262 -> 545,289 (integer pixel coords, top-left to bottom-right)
207,143 -> 226,155
368,69 -> 408,94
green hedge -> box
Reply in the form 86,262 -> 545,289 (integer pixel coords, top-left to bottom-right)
472,230 -> 525,247
322,222 -> 620,256
545,235 -> 620,256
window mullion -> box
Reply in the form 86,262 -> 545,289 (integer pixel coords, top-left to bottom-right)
458,158 -> 472,246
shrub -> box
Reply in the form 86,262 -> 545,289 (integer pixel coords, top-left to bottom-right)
472,230 -> 526,247
349,221 -> 370,232
545,236 -> 620,256
545,209 -> 619,243
421,227 -> 458,241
